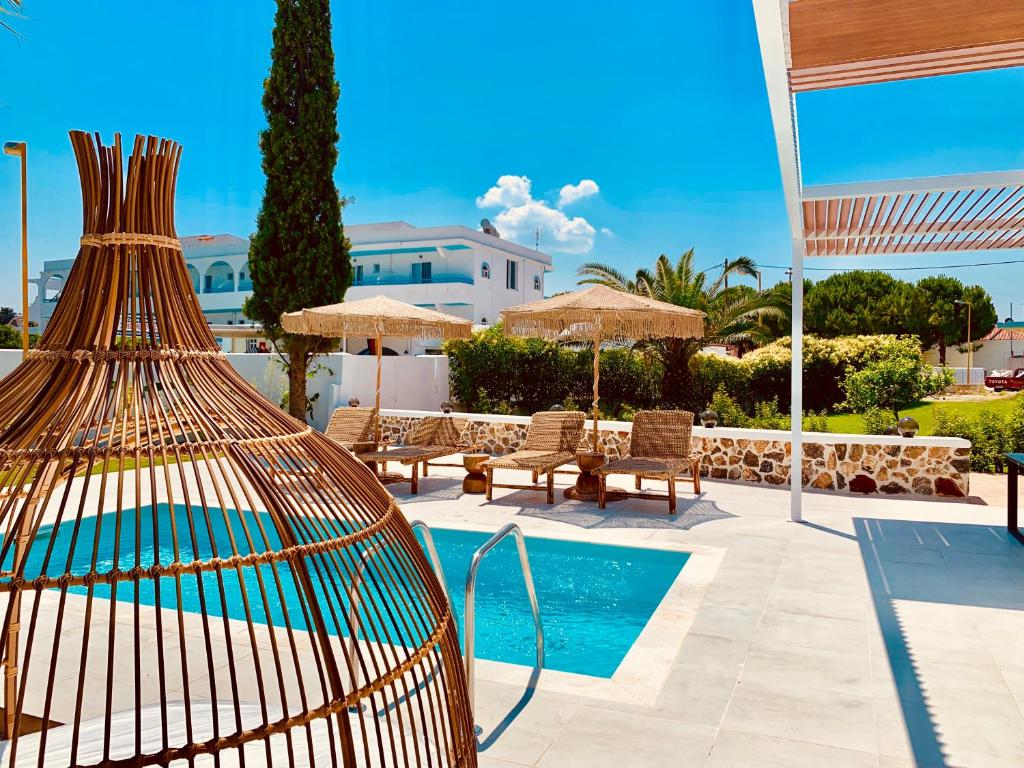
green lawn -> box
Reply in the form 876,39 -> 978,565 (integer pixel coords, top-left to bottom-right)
825,394 -> 1021,436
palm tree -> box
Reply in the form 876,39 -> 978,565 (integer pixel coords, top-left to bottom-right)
578,249 -> 784,410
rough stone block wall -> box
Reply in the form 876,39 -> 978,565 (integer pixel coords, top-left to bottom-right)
378,415 -> 970,497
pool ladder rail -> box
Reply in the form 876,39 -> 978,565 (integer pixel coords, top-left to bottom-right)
345,520 -> 450,693
345,520 -> 545,731
464,523 -> 545,726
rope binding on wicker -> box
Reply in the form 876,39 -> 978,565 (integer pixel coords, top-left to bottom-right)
80,232 -> 183,250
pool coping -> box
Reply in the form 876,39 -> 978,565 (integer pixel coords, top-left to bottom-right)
424,518 -> 725,707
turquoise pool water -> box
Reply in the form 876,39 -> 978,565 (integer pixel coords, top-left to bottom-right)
9,506 -> 688,678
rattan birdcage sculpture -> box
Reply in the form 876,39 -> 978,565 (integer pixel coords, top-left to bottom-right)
0,132 -> 476,767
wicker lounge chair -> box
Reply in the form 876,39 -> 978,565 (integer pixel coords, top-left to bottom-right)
595,409 -> 702,514
483,410 -> 586,504
357,416 -> 474,493
324,406 -> 376,451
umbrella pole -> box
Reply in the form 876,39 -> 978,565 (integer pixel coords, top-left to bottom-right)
375,330 -> 383,443
592,332 -> 600,453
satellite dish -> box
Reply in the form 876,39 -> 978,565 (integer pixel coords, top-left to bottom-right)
480,218 -> 500,238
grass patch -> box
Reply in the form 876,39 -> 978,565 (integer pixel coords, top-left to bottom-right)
825,394 -> 1021,436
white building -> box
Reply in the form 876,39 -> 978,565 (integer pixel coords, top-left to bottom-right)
30,221 -> 553,353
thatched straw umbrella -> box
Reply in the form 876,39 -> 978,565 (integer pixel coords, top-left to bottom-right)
282,295 -> 472,440
501,284 -> 705,453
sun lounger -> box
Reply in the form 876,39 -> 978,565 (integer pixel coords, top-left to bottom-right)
356,416 -> 475,493
324,406 -> 376,451
483,411 -> 586,504
595,409 -> 702,514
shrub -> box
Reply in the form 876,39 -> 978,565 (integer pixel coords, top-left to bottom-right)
708,386 -> 749,428
802,411 -> 831,433
689,353 -> 749,412
937,409 -> 1007,475
859,406 -> 898,435
841,340 -> 952,414
932,398 -> 1024,473
0,325 -> 38,349
749,398 -> 788,430
445,326 -> 661,416
708,385 -> 829,432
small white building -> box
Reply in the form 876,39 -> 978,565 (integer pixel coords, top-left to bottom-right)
30,221 -> 554,354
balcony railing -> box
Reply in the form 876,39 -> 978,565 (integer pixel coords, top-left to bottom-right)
352,273 -> 473,287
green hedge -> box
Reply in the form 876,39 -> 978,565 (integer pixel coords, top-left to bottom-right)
447,329 -> 938,420
445,325 -> 662,417
932,399 -> 1024,473
690,335 -> 932,413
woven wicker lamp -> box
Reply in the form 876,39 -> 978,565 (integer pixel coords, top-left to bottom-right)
0,132 -> 476,767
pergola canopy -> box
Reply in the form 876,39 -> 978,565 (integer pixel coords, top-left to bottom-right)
788,0 -> 1024,92
802,171 -> 1024,256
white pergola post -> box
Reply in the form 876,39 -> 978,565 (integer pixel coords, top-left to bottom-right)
753,0 -> 806,522
789,240 -> 804,522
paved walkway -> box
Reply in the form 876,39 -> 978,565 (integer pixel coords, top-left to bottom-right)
392,467 -> 1024,767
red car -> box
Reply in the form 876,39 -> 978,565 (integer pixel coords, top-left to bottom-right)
985,368 -> 1024,391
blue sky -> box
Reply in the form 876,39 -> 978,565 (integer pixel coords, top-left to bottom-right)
1,1 -> 1022,316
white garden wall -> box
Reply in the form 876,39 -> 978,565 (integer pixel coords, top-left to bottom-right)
0,349 -> 450,431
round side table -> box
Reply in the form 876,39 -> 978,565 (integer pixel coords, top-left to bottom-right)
564,450 -> 626,502
463,453 -> 490,494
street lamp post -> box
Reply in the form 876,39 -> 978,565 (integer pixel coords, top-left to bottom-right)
3,141 -> 28,359
954,299 -> 972,387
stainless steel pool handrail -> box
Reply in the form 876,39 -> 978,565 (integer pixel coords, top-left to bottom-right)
345,521 -> 450,692
464,523 -> 544,719
409,519 -> 451,606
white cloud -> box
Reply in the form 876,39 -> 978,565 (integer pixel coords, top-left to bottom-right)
558,179 -> 600,207
475,175 -> 532,209
477,175 -> 599,254
600,227 -> 614,237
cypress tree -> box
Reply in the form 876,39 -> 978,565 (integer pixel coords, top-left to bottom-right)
245,0 -> 351,421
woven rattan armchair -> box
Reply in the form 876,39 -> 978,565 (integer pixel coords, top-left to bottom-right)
595,409 -> 702,513
357,416 -> 476,493
324,406 -> 376,451
483,411 -> 586,504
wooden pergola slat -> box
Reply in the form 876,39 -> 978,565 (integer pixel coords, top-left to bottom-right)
788,0 -> 1024,91
801,174 -> 1024,256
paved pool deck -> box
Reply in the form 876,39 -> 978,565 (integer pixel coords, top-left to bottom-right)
391,466 -> 1024,768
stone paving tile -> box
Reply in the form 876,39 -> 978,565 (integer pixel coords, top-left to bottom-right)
739,645 -> 874,698
720,681 -> 876,754
750,610 -> 868,656
873,694 -> 1024,768
672,632 -> 750,675
705,729 -> 878,768
477,757 -> 531,768
685,604 -> 763,641
651,666 -> 736,726
473,682 -> 579,767
535,706 -> 716,768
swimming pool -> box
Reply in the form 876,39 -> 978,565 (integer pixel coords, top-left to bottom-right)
11,506 -> 689,678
